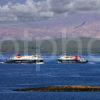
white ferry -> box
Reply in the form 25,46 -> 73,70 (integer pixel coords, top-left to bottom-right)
58,55 -> 88,63
5,54 -> 44,64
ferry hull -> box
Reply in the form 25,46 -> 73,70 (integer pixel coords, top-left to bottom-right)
5,60 -> 44,64
58,59 -> 88,63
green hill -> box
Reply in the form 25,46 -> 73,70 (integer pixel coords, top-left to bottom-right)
0,37 -> 100,55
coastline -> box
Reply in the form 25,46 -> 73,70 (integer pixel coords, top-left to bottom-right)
1,37 -> 100,55
14,86 -> 100,92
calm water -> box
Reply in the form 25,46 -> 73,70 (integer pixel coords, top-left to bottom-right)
0,55 -> 100,100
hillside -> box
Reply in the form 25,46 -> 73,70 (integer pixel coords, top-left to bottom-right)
0,13 -> 100,40
1,37 -> 100,54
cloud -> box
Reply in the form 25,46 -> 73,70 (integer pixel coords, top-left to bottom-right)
0,0 -> 54,21
73,0 -> 100,11
48,0 -> 100,13
0,0 -> 100,21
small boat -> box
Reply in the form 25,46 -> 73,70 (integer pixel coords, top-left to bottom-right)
58,55 -> 88,63
5,54 -> 44,64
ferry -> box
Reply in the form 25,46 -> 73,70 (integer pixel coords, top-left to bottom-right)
5,54 -> 44,64
58,55 -> 88,63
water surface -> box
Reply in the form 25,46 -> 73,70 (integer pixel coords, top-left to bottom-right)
0,55 -> 100,100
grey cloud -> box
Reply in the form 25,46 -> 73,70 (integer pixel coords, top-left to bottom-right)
49,0 -> 100,14
48,0 -> 74,13
73,0 -> 100,11
0,0 -> 54,21
0,0 -> 100,21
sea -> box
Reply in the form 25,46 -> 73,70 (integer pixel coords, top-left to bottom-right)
0,55 -> 100,100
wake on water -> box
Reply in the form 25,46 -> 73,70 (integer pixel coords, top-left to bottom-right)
88,62 -> 96,64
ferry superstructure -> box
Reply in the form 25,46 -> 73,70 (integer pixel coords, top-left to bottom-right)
5,54 -> 44,64
58,55 -> 88,63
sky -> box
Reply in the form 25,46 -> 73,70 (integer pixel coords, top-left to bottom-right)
0,0 -> 100,39
0,0 -> 100,22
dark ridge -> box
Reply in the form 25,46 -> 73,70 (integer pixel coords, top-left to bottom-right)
0,37 -> 100,54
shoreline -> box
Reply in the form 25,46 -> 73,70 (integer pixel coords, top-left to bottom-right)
14,86 -> 100,92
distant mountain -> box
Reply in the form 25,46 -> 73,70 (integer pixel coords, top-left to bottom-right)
0,12 -> 100,40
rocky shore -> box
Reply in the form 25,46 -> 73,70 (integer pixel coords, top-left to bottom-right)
14,86 -> 100,92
